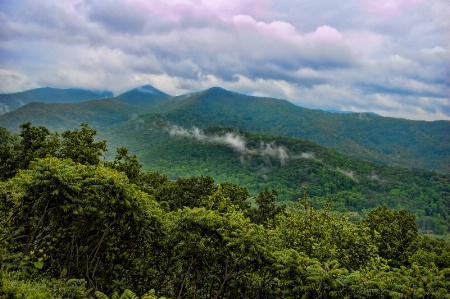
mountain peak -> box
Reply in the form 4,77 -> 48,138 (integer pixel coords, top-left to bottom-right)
116,84 -> 170,106
201,86 -> 240,97
132,84 -> 167,96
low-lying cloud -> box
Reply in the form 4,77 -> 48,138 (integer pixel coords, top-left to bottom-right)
168,125 -> 383,185
338,169 -> 359,182
168,125 -> 314,165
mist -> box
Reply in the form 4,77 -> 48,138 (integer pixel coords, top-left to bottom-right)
168,125 -> 304,165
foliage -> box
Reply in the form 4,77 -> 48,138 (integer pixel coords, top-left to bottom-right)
0,157 -> 162,293
105,147 -> 143,184
0,123 -> 107,181
274,191 -> 379,270
1,123 -> 449,298
60,123 -> 107,165
0,270 -> 92,299
361,206 -> 418,267
248,188 -> 285,227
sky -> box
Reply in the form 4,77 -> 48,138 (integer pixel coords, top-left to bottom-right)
0,0 -> 449,120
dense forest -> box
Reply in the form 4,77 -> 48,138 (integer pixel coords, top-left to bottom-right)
1,86 -> 449,173
107,118 -> 450,235
1,123 -> 449,298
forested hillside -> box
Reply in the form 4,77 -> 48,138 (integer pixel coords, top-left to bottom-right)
0,87 -> 113,113
0,85 -> 171,133
156,87 -> 450,173
1,124 -> 449,298
104,118 -> 450,235
0,85 -> 448,173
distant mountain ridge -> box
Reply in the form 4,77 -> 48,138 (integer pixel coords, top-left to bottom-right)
151,87 -> 450,173
0,87 -> 114,114
0,84 -> 448,173
0,85 -> 171,132
115,84 -> 170,105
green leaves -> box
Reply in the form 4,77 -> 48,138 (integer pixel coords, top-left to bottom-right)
0,123 -> 107,181
274,193 -> 379,270
1,123 -> 448,298
60,123 -> 107,165
362,206 -> 419,267
0,157 -> 163,293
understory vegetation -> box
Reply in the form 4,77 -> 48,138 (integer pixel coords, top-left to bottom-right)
1,124 -> 449,298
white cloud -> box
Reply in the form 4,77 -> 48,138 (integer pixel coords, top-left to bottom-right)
0,0 -> 448,120
168,125 -> 300,165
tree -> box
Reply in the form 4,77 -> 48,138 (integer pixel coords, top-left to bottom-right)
154,176 -> 216,211
204,182 -> 250,213
106,147 -> 142,184
1,123 -> 107,181
249,189 -> 285,227
0,157 -> 162,293
0,128 -> 20,181
154,207 -> 271,299
60,123 -> 107,165
0,123 -> 60,180
361,206 -> 418,267
274,190 -> 378,270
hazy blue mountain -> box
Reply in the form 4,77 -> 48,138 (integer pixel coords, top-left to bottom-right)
0,85 -> 171,133
0,87 -> 113,114
115,84 -> 170,106
0,85 -> 448,173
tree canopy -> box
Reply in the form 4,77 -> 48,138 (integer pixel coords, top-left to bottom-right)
0,123 -> 449,298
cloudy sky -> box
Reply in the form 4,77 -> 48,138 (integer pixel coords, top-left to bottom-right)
0,0 -> 449,120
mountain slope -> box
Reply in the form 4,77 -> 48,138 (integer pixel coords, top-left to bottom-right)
0,87 -> 113,114
115,84 -> 170,105
0,85 -> 172,133
0,85 -> 448,173
151,87 -> 450,173
104,119 -> 450,234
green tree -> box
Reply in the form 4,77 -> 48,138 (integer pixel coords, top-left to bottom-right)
249,189 -> 285,227
274,192 -> 378,270
0,127 -> 20,181
154,176 -> 216,211
0,123 -> 60,180
0,157 -> 162,293
361,206 -> 418,267
154,207 -> 271,299
106,147 -> 143,184
405,235 -> 450,269
60,123 -> 107,165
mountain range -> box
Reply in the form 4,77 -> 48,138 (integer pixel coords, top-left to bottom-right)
1,84 -> 449,233
0,87 -> 112,114
0,85 -> 448,173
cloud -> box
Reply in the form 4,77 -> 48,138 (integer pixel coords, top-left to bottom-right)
127,0 -> 271,22
362,0 -> 425,17
338,169 -> 359,182
86,1 -> 148,33
0,0 -> 448,120
168,125 -> 311,165
169,125 -> 246,152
